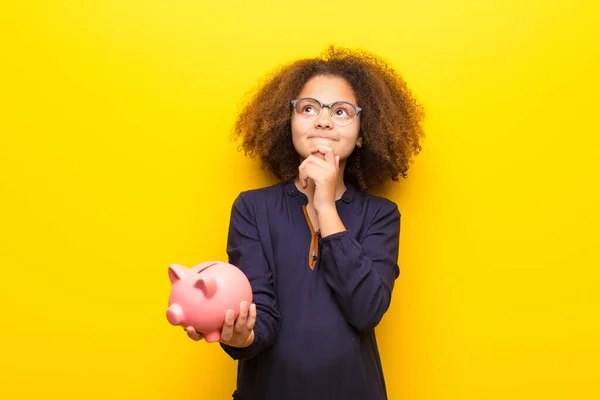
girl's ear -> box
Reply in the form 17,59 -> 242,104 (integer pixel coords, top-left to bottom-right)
356,137 -> 363,148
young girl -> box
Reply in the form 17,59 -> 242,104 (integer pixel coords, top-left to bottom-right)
186,46 -> 425,400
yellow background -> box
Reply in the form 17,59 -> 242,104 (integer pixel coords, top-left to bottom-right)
1,0 -> 599,399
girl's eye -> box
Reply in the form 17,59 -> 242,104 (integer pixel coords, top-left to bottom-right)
295,99 -> 321,115
335,109 -> 348,116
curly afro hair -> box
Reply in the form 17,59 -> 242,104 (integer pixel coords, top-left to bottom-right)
230,45 -> 425,191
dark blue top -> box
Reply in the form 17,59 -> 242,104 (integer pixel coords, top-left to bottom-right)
220,181 -> 401,400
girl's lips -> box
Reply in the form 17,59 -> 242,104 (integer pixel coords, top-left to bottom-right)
310,136 -> 336,141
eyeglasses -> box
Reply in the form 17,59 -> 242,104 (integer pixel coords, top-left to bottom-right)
290,97 -> 362,127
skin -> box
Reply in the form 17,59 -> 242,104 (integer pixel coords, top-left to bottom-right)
292,74 -> 363,236
186,75 -> 362,347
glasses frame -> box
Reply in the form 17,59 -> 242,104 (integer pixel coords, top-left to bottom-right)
290,97 -> 362,126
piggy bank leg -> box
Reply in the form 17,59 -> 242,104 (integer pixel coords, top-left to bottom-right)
203,331 -> 221,343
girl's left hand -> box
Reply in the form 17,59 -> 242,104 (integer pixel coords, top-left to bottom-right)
299,145 -> 340,213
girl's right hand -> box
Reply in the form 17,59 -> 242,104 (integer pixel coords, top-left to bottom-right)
184,301 -> 256,348
220,301 -> 256,348
185,326 -> 204,341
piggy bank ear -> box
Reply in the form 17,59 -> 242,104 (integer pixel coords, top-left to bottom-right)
168,264 -> 188,284
194,276 -> 217,298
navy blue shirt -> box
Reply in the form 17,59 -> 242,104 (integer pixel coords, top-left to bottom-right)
220,181 -> 401,400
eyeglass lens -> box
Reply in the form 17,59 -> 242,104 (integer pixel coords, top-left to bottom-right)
294,98 -> 357,125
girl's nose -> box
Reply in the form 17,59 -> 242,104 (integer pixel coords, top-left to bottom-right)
315,107 -> 333,129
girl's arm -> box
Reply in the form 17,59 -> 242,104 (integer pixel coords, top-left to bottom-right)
219,193 -> 281,360
318,201 -> 401,332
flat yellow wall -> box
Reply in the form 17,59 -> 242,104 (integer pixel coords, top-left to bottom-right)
1,1 -> 598,399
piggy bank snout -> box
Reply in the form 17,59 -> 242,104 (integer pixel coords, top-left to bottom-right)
166,303 -> 184,326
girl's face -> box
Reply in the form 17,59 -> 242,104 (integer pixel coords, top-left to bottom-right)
291,75 -> 362,162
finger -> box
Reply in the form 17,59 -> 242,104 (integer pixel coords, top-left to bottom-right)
312,145 -> 335,164
310,147 -> 327,161
335,155 -> 340,171
186,326 -> 204,341
298,156 -> 309,170
298,158 -> 309,188
303,164 -> 331,185
298,164 -> 308,188
305,155 -> 329,169
220,309 -> 235,341
309,149 -> 326,162
235,301 -> 249,333
303,154 -> 328,167
247,303 -> 257,330
310,145 -> 332,156
302,165 -> 317,184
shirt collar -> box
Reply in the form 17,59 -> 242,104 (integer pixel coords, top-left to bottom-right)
283,181 -> 356,205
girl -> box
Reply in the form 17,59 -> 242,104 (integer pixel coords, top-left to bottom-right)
186,46 -> 425,400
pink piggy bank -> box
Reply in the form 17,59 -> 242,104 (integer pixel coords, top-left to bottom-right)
166,261 -> 252,342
